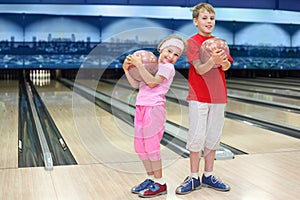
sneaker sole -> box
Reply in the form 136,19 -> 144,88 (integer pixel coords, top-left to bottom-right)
138,191 -> 167,198
175,185 -> 201,195
202,183 -> 230,192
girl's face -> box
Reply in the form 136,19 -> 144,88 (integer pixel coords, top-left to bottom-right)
193,9 -> 215,36
158,46 -> 181,64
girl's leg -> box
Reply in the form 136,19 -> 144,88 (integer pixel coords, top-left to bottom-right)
143,105 -> 166,174
137,106 -> 167,197
151,160 -> 162,179
142,159 -> 154,176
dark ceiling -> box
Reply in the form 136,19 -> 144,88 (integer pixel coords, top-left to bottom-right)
0,0 -> 299,12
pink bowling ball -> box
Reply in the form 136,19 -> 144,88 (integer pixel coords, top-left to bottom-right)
199,37 -> 230,64
128,50 -> 158,82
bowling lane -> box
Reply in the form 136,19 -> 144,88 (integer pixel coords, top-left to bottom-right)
228,77 -> 300,88
92,79 -> 300,154
35,81 -> 98,164
171,79 -> 300,130
173,79 -> 300,108
228,89 -> 300,108
35,80 -> 178,166
0,80 -> 19,169
226,82 -> 300,98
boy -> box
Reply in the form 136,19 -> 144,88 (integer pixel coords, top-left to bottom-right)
176,3 -> 233,195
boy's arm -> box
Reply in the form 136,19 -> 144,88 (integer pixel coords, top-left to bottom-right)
192,49 -> 228,75
192,58 -> 215,75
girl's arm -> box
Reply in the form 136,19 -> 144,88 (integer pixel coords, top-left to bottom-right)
129,54 -> 165,88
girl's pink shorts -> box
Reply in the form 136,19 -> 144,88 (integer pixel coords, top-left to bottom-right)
134,105 -> 166,161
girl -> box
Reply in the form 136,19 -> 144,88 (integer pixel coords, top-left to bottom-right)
122,35 -> 185,198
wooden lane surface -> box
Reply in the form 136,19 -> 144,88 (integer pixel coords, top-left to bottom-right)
0,151 -> 299,199
35,80 -> 179,166
91,79 -> 300,154
35,81 -> 98,164
226,82 -> 300,98
0,80 -> 18,169
0,80 -> 299,199
172,79 -> 300,130
174,78 -> 300,107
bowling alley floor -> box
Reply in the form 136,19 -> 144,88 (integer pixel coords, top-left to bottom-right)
0,150 -> 299,200
1,78 -> 299,200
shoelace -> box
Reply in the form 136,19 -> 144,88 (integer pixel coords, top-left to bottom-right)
211,175 -> 224,184
181,177 -> 193,187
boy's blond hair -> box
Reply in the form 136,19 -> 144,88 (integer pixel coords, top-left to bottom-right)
191,3 -> 215,19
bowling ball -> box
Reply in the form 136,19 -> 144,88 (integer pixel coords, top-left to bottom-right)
199,37 -> 230,64
128,50 -> 158,82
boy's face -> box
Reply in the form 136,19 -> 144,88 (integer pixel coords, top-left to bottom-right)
193,9 -> 215,36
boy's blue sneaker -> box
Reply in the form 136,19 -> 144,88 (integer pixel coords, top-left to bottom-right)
201,175 -> 230,191
175,176 -> 201,195
131,179 -> 154,194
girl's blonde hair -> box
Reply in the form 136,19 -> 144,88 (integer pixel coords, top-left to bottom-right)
157,35 -> 186,54
191,3 -> 215,19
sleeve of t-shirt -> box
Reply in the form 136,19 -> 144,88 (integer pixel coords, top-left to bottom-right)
157,63 -> 174,80
187,38 -> 201,63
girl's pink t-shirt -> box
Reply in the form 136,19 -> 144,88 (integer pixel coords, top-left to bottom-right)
136,62 -> 175,106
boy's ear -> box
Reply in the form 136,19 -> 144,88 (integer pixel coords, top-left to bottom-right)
193,18 -> 198,26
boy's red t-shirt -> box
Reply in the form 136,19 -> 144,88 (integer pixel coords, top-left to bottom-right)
186,34 -> 233,103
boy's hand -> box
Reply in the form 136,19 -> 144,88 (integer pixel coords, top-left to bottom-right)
221,60 -> 231,71
210,49 -> 228,66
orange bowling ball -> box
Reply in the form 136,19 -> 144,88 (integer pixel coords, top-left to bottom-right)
128,50 -> 158,82
199,37 -> 230,64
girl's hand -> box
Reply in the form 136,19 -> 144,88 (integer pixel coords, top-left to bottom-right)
130,54 -> 143,68
122,55 -> 132,71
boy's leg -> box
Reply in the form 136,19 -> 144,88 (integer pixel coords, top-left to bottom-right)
176,151 -> 201,195
190,151 -> 200,174
203,103 -> 225,172
203,148 -> 215,172
201,104 -> 230,191
176,101 -> 206,195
